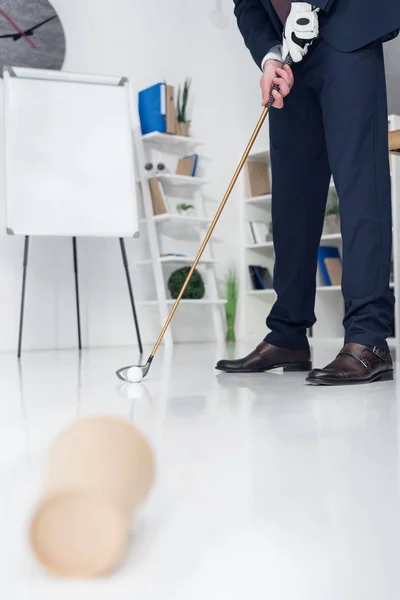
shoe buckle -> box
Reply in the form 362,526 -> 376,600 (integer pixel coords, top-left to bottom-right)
372,346 -> 387,362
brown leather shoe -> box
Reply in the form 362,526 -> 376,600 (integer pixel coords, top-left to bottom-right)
216,341 -> 312,373
306,343 -> 393,386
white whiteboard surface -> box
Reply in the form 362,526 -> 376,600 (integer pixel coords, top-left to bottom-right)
3,67 -> 139,237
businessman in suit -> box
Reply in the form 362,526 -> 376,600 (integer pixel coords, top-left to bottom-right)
217,0 -> 400,385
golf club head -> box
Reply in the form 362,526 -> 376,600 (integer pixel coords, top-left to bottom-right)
116,358 -> 152,382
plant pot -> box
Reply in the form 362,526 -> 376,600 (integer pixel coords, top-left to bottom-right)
177,122 -> 190,137
323,214 -> 340,235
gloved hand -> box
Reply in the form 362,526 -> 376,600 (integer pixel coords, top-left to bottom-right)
282,3 -> 319,63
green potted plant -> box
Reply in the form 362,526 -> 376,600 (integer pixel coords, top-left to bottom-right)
168,267 -> 205,299
222,267 -> 239,343
177,78 -> 191,137
176,202 -> 194,215
324,203 -> 340,235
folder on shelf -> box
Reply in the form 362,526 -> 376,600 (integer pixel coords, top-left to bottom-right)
318,246 -> 342,286
250,221 -> 269,244
139,83 -> 177,135
249,265 -> 273,290
149,177 -> 169,215
389,129 -> 400,155
247,161 -> 271,197
247,223 -> 257,244
324,258 -> 342,286
249,266 -> 263,290
166,85 -> 177,134
176,154 -> 198,177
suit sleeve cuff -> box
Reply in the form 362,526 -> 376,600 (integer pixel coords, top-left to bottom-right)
261,45 -> 283,70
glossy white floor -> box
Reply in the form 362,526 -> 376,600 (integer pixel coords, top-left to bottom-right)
0,342 -> 399,599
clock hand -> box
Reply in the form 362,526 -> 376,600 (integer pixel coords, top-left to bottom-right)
0,8 -> 36,48
0,16 -> 57,41
24,15 -> 57,37
0,32 -> 17,40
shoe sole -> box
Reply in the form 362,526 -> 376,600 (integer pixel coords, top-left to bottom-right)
306,370 -> 394,386
216,361 -> 312,374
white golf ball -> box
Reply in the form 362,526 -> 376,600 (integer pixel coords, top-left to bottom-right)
126,366 -> 143,383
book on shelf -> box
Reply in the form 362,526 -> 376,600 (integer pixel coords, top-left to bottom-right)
160,253 -> 187,257
166,85 -> 177,134
138,83 -> 177,135
247,222 -> 257,244
176,154 -> 198,177
247,221 -> 270,244
248,265 -> 273,290
247,161 -> 271,197
149,177 -> 169,215
324,258 -> 342,286
318,246 -> 342,286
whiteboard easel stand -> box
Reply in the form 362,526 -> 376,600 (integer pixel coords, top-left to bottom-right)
16,234 -> 143,357
3,66 -> 144,356
72,236 -> 82,351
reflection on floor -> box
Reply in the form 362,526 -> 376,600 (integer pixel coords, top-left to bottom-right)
0,342 -> 399,599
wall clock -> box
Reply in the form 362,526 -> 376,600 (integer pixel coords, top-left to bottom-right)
0,0 -> 66,72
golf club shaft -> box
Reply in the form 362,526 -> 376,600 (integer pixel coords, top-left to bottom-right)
150,107 -> 270,357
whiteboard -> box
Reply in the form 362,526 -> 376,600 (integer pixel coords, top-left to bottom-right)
2,67 -> 139,237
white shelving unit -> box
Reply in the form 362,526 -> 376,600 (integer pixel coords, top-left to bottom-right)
133,130 -> 225,347
239,114 -> 400,349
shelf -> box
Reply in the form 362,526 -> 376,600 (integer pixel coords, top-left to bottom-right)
321,233 -> 341,242
246,286 -> 343,295
157,174 -> 208,187
137,125 -> 225,346
248,283 -> 394,294
141,214 -> 222,242
151,214 -> 210,226
246,289 -> 275,296
248,148 -> 270,162
244,233 -> 341,250
244,184 -> 336,207
139,299 -> 226,306
317,285 -> 342,291
142,132 -> 202,149
241,121 -> 400,347
246,242 -> 274,250
245,194 -> 272,205
137,256 -> 217,266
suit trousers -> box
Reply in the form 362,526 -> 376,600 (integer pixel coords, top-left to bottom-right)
265,38 -> 394,351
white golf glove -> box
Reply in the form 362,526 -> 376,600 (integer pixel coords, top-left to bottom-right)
282,3 -> 319,63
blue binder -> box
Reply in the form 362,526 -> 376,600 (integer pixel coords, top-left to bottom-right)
189,153 -> 198,177
318,246 -> 341,286
138,83 -> 166,135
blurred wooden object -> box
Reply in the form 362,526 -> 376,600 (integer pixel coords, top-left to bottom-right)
29,417 -> 155,578
389,129 -> 400,155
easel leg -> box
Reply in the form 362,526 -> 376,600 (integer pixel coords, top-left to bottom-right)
72,237 -> 82,350
17,236 -> 30,359
119,238 -> 143,354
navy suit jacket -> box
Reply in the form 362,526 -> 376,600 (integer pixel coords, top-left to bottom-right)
234,0 -> 400,68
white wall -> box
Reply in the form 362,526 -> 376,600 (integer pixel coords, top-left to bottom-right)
0,0 -> 267,351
